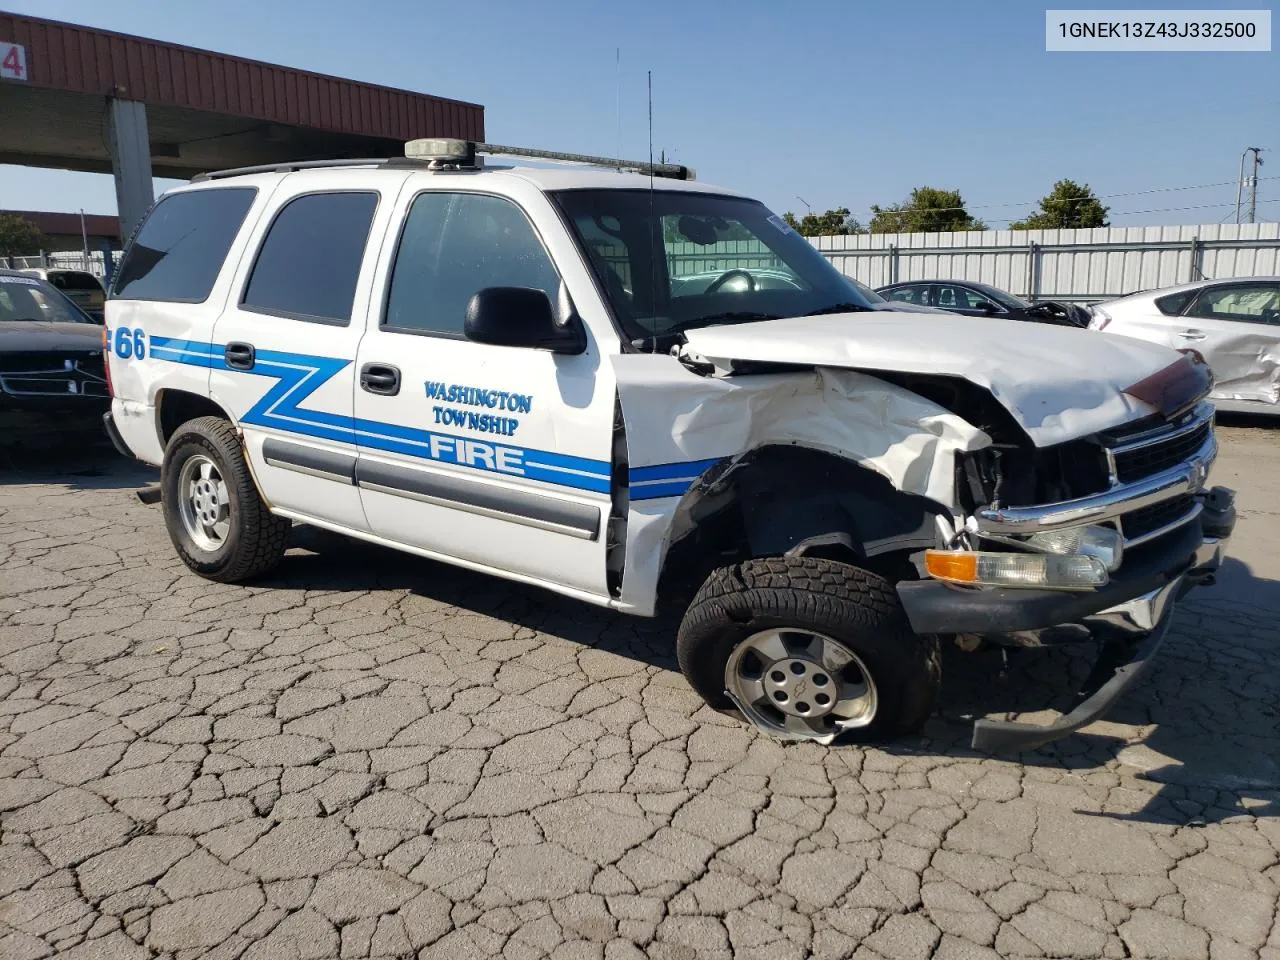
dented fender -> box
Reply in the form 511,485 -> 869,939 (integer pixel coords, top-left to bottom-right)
610,353 -> 990,614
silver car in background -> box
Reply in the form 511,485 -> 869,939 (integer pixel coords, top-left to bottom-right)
1090,277 -> 1280,414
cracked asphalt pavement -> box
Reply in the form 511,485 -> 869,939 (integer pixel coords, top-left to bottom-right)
1,423 -> 1277,960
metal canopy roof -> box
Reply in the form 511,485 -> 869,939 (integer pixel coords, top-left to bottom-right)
0,12 -> 485,178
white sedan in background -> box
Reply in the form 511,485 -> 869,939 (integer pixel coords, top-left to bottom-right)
1089,277 -> 1280,414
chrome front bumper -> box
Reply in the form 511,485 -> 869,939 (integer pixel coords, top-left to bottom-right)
967,490 -> 1234,753
973,430 -> 1216,542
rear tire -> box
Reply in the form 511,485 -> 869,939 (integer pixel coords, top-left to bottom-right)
676,556 -> 940,743
161,416 -> 290,583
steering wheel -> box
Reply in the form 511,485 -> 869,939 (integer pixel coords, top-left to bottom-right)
704,269 -> 756,294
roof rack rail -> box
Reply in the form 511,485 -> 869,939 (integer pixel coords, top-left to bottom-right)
192,158 -> 393,182
406,139 -> 695,180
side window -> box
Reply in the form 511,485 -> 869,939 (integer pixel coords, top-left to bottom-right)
385,192 -> 560,337
954,287 -> 1000,310
1185,284 -> 1280,324
935,286 -> 963,309
886,283 -> 931,306
241,192 -> 378,325
113,187 -> 256,302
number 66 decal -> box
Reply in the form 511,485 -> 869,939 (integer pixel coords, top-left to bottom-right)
113,327 -> 147,360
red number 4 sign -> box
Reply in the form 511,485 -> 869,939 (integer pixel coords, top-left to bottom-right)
1,43 -> 28,81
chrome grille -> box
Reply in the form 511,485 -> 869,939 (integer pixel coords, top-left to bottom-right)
1120,494 -> 1199,545
0,352 -> 107,398
1105,406 -> 1214,486
1112,421 -> 1211,484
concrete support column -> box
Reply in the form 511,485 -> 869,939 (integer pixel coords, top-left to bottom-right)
107,98 -> 154,241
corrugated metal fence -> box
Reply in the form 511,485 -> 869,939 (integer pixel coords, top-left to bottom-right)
811,222 -> 1280,302
4,251 -> 122,279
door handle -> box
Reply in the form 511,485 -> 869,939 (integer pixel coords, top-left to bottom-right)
1177,329 -> 1206,341
360,362 -> 401,396
225,342 -> 255,370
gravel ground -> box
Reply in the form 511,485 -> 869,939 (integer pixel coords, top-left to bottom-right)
1,424 -> 1276,960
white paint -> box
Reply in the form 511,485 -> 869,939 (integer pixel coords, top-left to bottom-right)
681,311 -> 1178,445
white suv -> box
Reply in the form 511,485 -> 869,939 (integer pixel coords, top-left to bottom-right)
104,139 -> 1234,752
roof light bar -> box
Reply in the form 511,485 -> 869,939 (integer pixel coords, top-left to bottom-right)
404,138 -> 695,180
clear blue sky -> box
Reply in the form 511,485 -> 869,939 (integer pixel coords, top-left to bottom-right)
2,0 -> 1277,227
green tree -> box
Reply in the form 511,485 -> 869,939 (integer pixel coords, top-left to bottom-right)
1011,179 -> 1109,230
869,187 -> 986,234
0,213 -> 46,257
780,207 -> 864,237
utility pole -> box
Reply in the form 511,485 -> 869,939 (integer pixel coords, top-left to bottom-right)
1236,147 -> 1263,224
1247,148 -> 1263,224
79,209 -> 90,268
796,195 -> 812,215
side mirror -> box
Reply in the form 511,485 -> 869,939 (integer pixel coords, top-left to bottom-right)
975,300 -> 999,314
463,286 -> 587,355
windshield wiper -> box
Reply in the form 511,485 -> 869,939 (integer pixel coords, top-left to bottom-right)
667,311 -> 780,335
801,302 -> 875,316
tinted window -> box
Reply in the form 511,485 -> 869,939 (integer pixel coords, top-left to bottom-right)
1185,283 -> 1280,324
242,192 -> 378,324
884,284 -> 932,306
936,284 -> 1004,311
114,188 -> 256,302
49,272 -> 104,291
385,192 -> 560,337
1155,290 -> 1194,315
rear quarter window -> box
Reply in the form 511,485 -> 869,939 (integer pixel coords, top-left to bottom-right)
1154,290 -> 1194,316
113,187 -> 257,302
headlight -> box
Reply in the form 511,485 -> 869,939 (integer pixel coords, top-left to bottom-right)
925,550 -> 1108,589
1022,524 -> 1123,572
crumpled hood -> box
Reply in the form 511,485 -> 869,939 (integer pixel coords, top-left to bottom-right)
682,312 -> 1184,446
0,321 -> 103,354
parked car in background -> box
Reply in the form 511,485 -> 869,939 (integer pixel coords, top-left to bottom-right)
0,269 -> 110,444
876,280 -> 1091,327
1089,277 -> 1280,414
20,267 -> 107,321
672,269 -> 951,313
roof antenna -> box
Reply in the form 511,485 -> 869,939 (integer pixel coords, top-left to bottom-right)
615,47 -> 621,171
646,69 -> 660,353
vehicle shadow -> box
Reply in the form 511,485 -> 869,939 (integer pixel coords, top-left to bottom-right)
273,526 -> 1279,827
916,558 -> 1280,825
0,436 -> 157,491
272,524 -> 682,670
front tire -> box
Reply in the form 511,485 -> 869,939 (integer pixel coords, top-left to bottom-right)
676,556 -> 940,744
161,416 -> 290,583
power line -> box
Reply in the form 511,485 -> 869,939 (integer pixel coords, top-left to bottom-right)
814,176 -> 1279,224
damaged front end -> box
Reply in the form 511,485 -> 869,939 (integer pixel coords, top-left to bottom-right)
898,355 -> 1235,751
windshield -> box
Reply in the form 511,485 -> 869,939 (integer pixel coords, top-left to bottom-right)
844,276 -> 886,303
552,190 -> 877,341
0,276 -> 95,324
971,282 -> 1029,311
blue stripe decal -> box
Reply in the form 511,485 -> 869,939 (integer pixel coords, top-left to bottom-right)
150,337 -> 612,494
629,458 -> 723,483
630,479 -> 698,501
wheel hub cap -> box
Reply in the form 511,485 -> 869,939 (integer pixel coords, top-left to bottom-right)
177,454 -> 231,552
762,657 -> 836,718
723,628 -> 879,744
